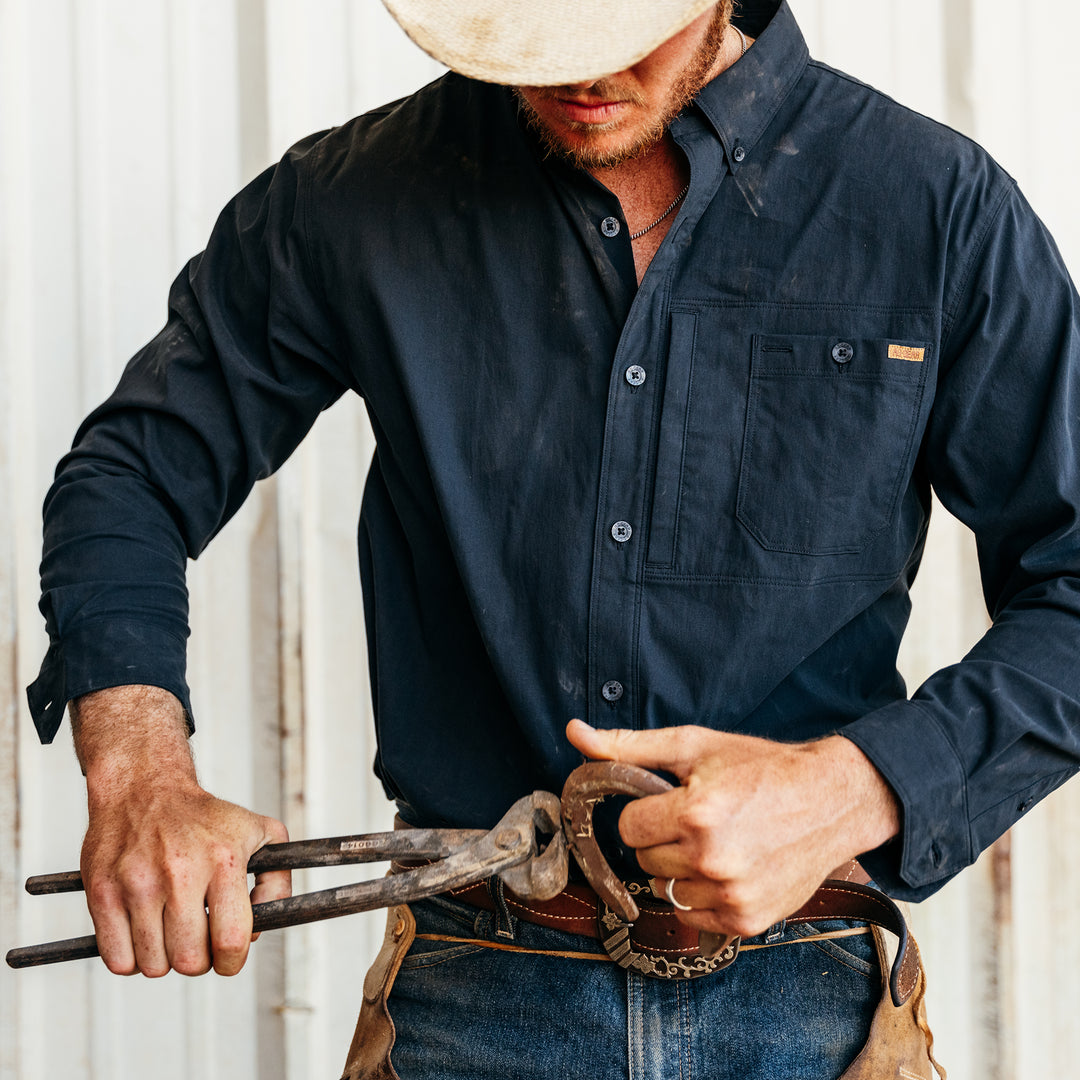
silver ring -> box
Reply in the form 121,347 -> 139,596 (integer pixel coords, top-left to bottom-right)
664,877 -> 693,912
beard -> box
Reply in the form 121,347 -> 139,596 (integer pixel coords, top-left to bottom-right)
515,1 -> 733,170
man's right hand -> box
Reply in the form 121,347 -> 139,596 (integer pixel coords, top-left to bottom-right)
71,685 -> 291,978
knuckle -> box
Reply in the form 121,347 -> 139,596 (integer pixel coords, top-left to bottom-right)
678,798 -> 715,835
123,870 -> 166,905
264,817 -> 290,844
727,914 -> 761,939
208,842 -> 243,875
161,855 -> 198,891
85,876 -> 122,911
696,850 -> 727,881
172,951 -> 212,977
720,887 -> 769,938
215,929 -> 249,955
723,876 -> 753,909
102,954 -> 138,977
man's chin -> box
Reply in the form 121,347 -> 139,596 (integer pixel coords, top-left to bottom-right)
521,107 -> 665,170
555,136 -> 663,170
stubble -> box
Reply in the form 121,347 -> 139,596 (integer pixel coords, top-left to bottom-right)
515,1 -> 734,170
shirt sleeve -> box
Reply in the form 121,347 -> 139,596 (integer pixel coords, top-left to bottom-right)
844,180 -> 1080,901
27,131 -> 352,743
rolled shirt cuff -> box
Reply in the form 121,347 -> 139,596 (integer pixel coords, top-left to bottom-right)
26,619 -> 193,744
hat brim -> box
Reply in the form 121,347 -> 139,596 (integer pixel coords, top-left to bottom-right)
381,0 -> 720,86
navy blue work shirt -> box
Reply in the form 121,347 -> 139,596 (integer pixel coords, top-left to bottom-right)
28,1 -> 1080,901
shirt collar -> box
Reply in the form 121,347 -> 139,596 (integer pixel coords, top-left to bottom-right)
691,0 -> 810,173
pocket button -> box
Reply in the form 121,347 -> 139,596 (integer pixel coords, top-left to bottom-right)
832,342 -> 854,365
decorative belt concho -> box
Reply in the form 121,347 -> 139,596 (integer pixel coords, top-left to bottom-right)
597,884 -> 740,980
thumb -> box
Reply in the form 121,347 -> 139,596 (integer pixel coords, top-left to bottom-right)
565,719 -> 701,779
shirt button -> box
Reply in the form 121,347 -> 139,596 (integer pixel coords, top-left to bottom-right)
601,216 -> 621,238
602,680 -> 624,703
611,521 -> 633,543
832,341 -> 855,364
733,145 -> 747,163
625,365 -> 647,387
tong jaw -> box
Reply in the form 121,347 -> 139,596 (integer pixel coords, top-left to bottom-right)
495,790 -> 568,900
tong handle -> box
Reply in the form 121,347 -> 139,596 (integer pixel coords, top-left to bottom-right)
7,798 -> 549,969
6,936 -> 99,968
23,828 -> 488,896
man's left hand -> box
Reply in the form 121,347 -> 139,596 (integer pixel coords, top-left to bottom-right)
565,719 -> 900,938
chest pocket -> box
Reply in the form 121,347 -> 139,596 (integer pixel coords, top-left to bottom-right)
736,333 -> 931,556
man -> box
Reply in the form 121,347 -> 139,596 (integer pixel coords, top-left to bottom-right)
26,0 -> 1080,1076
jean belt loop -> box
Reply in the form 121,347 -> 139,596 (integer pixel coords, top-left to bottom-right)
489,878 -> 518,941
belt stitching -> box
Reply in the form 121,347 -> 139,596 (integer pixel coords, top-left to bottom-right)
509,892 -> 597,914
506,899 -> 596,922
412,926 -> 872,958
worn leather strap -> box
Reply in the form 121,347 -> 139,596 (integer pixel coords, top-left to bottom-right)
787,880 -> 921,1008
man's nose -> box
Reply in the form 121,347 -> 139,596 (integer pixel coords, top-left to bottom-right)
562,79 -> 600,92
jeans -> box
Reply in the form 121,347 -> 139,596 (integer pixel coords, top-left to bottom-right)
383,888 -> 881,1080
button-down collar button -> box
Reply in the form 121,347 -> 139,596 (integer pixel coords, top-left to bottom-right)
611,521 -> 633,543
733,145 -> 747,163
832,341 -> 854,364
601,216 -> 621,238
625,365 -> 647,387
602,680 -> 624,702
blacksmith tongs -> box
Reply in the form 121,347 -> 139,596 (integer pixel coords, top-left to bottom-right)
7,761 -> 731,969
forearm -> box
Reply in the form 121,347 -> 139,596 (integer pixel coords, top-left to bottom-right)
818,734 -> 901,864
70,685 -> 208,863
72,684 -> 195,789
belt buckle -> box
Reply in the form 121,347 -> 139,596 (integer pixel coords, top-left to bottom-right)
597,887 -> 740,980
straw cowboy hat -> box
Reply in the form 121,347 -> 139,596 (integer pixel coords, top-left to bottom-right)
381,0 -> 720,86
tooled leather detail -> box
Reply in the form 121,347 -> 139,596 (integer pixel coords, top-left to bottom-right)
597,901 -> 739,979
340,904 -> 416,1080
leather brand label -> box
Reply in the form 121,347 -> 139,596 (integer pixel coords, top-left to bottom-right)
889,344 -> 925,362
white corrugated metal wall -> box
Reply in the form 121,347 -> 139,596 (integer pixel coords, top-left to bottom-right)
1,2 -> 1077,1077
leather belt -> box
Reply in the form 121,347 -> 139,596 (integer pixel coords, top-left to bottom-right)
440,859 -> 870,947
444,877 -> 730,978
395,857 -> 920,999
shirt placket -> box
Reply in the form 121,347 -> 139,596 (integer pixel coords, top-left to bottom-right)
584,123 -> 730,730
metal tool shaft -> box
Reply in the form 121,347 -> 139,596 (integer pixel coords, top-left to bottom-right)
22,829 -> 487,896
7,803 -> 543,969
